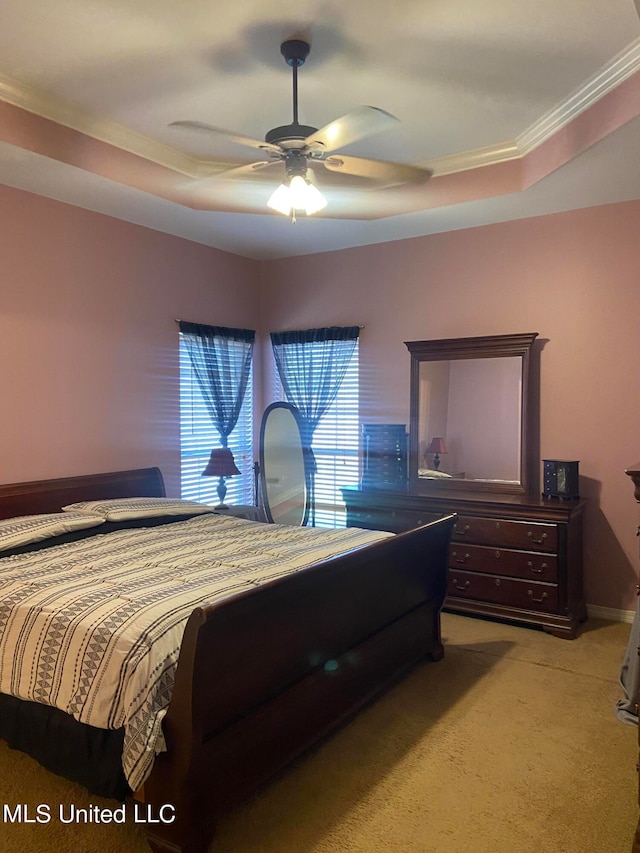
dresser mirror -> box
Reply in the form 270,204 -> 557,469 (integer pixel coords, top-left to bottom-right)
405,333 -> 538,495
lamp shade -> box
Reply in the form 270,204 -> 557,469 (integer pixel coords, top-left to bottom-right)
201,447 -> 241,478
267,175 -> 327,217
426,437 -> 447,455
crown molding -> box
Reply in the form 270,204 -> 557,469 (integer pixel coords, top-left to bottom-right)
2,36 -> 640,182
517,36 -> 640,153
0,72 -> 230,179
426,36 -> 640,176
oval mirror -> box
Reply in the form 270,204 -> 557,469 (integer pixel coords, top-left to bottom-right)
259,402 -> 310,526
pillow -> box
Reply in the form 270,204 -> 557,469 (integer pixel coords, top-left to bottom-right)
418,468 -> 453,479
0,512 -> 105,551
62,497 -> 216,521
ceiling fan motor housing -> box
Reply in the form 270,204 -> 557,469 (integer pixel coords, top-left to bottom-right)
283,150 -> 309,179
265,123 -> 318,145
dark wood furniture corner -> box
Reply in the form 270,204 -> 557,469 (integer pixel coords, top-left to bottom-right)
343,485 -> 586,639
625,463 -> 640,853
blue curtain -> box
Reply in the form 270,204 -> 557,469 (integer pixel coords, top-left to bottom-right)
270,326 -> 360,523
179,322 -> 255,448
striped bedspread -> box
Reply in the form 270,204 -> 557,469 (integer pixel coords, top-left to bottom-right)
0,514 -> 391,790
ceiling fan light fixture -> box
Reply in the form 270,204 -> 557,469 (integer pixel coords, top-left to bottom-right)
266,183 -> 293,216
267,175 -> 327,217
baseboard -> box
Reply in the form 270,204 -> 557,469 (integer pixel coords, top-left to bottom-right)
587,604 -> 635,624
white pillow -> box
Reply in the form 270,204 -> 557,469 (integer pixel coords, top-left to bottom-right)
62,497 -> 216,521
418,468 -> 453,479
0,512 -> 105,550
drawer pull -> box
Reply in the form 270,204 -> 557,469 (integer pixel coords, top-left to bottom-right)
527,531 -> 548,545
452,579 -> 470,591
527,589 -> 548,603
527,560 -> 547,574
455,524 -> 470,536
452,551 -> 470,564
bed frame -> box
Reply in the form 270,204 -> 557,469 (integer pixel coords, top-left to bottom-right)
0,467 -> 456,853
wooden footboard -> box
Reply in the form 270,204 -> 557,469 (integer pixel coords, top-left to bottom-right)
142,514 -> 456,853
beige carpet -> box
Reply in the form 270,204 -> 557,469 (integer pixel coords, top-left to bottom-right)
1,613 -> 637,853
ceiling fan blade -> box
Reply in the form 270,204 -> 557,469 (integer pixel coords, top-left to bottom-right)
304,106 -> 398,154
170,121 -> 281,155
214,160 -> 282,181
323,154 -> 433,187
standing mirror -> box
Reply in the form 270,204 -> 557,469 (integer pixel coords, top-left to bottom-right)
406,333 -> 538,495
259,402 -> 311,525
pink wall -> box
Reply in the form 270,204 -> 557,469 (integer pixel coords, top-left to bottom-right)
2,183 -> 640,614
0,186 -> 260,496
260,200 -> 640,614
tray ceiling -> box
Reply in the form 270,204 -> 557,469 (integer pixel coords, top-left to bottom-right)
1,0 -> 640,259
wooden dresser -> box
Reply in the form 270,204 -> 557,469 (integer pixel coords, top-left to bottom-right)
342,485 -> 587,638
625,463 -> 640,853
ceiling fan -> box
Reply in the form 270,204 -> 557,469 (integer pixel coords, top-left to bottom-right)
170,39 -> 433,219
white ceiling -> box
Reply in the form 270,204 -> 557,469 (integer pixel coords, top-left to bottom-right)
1,0 -> 640,260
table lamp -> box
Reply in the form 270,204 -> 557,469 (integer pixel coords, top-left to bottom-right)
202,447 -> 240,508
426,437 -> 447,471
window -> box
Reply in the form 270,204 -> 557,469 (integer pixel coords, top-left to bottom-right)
273,337 -> 359,527
179,334 -> 254,506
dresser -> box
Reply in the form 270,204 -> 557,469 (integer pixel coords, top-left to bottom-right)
342,485 -> 586,639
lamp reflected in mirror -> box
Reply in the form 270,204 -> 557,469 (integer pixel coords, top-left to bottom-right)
425,437 -> 447,471
202,447 -> 240,509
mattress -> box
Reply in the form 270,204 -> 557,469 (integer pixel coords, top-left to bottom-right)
0,513 -> 391,789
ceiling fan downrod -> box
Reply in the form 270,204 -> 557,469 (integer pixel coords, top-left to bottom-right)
282,39 -> 309,125
265,40 -> 318,145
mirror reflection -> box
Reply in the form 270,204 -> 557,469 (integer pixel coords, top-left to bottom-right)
406,333 -> 537,495
418,357 -> 522,483
259,402 -> 310,526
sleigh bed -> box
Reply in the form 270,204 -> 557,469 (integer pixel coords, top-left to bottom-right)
0,466 -> 455,853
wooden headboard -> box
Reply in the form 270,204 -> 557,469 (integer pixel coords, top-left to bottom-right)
0,467 -> 166,520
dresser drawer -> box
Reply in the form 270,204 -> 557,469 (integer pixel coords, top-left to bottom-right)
447,569 -> 558,613
452,515 -> 558,552
449,543 -> 558,582
343,485 -> 585,637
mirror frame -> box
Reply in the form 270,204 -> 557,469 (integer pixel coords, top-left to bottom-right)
259,401 -> 311,526
405,333 -> 538,495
